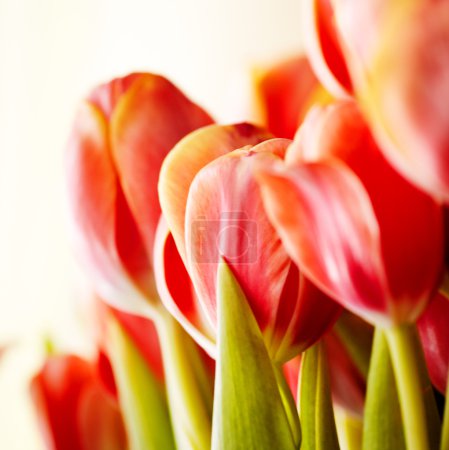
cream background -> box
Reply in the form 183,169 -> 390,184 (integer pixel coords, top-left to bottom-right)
0,0 -> 302,448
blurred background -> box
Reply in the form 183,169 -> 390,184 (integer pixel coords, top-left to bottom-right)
0,0 -> 301,447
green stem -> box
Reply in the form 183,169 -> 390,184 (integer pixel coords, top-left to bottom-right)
274,363 -> 301,448
441,372 -> 449,450
385,324 -> 429,450
335,409 -> 362,450
155,309 -> 213,450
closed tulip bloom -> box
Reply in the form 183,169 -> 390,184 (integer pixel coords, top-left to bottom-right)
30,354 -> 127,450
256,101 -> 444,326
418,291 -> 449,394
157,123 -> 341,362
66,73 -> 213,317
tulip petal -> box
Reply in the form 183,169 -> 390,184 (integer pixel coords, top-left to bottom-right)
303,0 -> 353,97
255,56 -> 329,139
185,144 -> 292,339
66,102 -> 153,317
153,217 -> 216,357
111,74 -> 213,264
158,123 -> 272,264
256,159 -> 391,325
361,2 -> 449,202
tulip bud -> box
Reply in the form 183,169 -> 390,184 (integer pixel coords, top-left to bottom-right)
30,354 -> 127,450
66,73 -> 213,317
256,100 -> 444,326
157,123 -> 341,362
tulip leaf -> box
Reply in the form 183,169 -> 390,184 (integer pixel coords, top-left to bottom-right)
362,329 -> 405,450
298,341 -> 340,450
212,261 -> 298,450
107,316 -> 176,450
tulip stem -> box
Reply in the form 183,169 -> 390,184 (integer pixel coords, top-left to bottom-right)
385,323 -> 429,450
155,309 -> 213,450
441,372 -> 449,450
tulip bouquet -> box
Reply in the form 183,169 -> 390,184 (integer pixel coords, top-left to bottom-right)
29,0 -> 449,449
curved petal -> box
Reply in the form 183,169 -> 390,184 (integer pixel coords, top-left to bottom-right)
185,143 -> 293,336
153,218 -> 216,357
111,74 -> 213,265
77,380 -> 127,450
65,102 -> 153,317
158,123 -> 272,264
255,56 -> 329,138
303,0 -> 353,97
256,159 -> 391,325
418,291 -> 449,394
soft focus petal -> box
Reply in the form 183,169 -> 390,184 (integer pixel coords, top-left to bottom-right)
303,0 -> 353,97
158,123 -> 272,263
30,355 -> 126,450
418,291 -> 449,394
255,56 -> 330,138
360,2 -> 449,202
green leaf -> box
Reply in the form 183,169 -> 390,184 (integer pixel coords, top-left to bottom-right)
298,341 -> 340,450
107,316 -> 176,450
212,261 -> 298,450
362,329 -> 405,450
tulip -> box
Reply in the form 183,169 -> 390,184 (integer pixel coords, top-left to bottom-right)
30,354 -> 127,450
256,100 -> 444,326
418,291 -> 449,395
306,0 -> 449,202
157,123 -> 341,362
256,99 -> 444,450
254,55 -> 330,139
66,73 -> 213,317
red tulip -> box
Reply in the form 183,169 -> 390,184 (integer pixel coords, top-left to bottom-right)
66,73 -> 213,317
418,290 -> 449,394
256,100 -> 444,326
254,56 -> 330,139
30,354 -> 127,450
157,123 -> 341,362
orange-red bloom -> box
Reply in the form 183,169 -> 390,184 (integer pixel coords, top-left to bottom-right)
157,123 -> 341,362
66,73 -> 212,317
256,101 -> 444,326
31,354 -> 127,450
